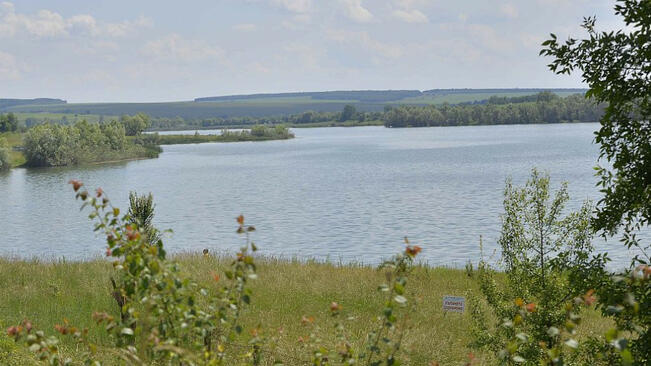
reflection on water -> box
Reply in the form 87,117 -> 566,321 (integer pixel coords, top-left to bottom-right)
0,124 -> 642,267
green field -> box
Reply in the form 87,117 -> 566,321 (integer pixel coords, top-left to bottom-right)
2,89 -> 587,122
397,91 -> 582,105
0,256 -> 612,365
14,112 -> 116,125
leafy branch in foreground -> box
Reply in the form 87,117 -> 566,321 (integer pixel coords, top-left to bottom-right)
541,2 -> 650,364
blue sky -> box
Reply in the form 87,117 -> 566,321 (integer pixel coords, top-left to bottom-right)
0,0 -> 620,102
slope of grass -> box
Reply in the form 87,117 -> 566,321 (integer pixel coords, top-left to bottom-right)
15,112 -> 116,125
5,90 -> 585,120
398,91 -> 582,105
0,256 -> 613,365
0,132 -> 25,167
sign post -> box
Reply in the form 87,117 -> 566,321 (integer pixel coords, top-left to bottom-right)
442,296 -> 465,313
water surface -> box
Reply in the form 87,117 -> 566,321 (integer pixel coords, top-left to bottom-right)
0,124 -> 640,267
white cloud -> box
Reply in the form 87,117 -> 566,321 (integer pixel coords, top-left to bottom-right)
500,4 -> 518,19
102,16 -> 153,37
0,2 -> 151,39
0,50 -> 20,80
143,34 -> 224,63
339,0 -> 374,23
327,29 -> 402,58
245,0 -> 312,13
273,0 -> 312,13
393,9 -> 428,23
233,23 -> 257,31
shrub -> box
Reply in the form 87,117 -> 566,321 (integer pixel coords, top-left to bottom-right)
127,192 -> 160,245
22,120 -> 155,167
471,169 -> 607,363
0,138 -> 9,171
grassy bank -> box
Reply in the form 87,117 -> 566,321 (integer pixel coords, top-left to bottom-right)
0,132 -> 26,167
148,120 -> 383,131
157,125 -> 294,145
0,256 -> 612,365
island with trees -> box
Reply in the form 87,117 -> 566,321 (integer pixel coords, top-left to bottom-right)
0,113 -> 295,169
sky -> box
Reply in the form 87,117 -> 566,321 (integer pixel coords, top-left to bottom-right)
0,0 -> 622,102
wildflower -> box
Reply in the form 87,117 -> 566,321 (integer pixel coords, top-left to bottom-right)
514,298 -> 524,307
22,320 -> 32,333
405,245 -> 422,257
54,324 -> 67,335
526,303 -> 536,313
237,215 -> 244,225
6,326 -> 18,337
68,180 -> 83,192
330,302 -> 342,312
125,225 -> 140,241
95,188 -> 103,197
106,248 -> 112,257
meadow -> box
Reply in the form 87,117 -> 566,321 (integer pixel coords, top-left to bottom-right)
0,255 -> 612,365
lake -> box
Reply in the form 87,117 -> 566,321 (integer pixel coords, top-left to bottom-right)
0,124 -> 641,267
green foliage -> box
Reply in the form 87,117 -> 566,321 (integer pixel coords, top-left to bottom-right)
22,120 -> 155,167
127,192 -> 160,246
0,113 -> 19,133
383,93 -> 603,127
496,290 -> 597,365
157,126 -> 294,145
541,2 -> 650,364
486,91 -> 560,105
339,105 -> 357,122
593,266 -> 650,365
541,0 -> 650,260
472,169 -> 606,364
120,113 -> 151,136
0,138 -> 9,171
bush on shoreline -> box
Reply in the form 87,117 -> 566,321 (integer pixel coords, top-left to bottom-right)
22,120 -> 157,167
0,138 -> 10,171
157,125 -> 294,145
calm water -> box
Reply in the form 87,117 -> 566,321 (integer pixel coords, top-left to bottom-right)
0,124 -> 640,267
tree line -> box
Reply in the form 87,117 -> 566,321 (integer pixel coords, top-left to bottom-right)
383,93 -> 604,127
146,92 -> 603,130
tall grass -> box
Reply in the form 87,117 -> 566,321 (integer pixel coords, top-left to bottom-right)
0,255 -> 612,365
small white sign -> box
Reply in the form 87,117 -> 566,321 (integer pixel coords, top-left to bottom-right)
442,296 -> 465,313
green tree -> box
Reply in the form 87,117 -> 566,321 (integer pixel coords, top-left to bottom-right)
340,104 -> 357,122
541,0 -> 650,260
473,169 -> 605,363
120,113 -> 151,136
0,113 -> 18,132
542,3 -> 650,364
